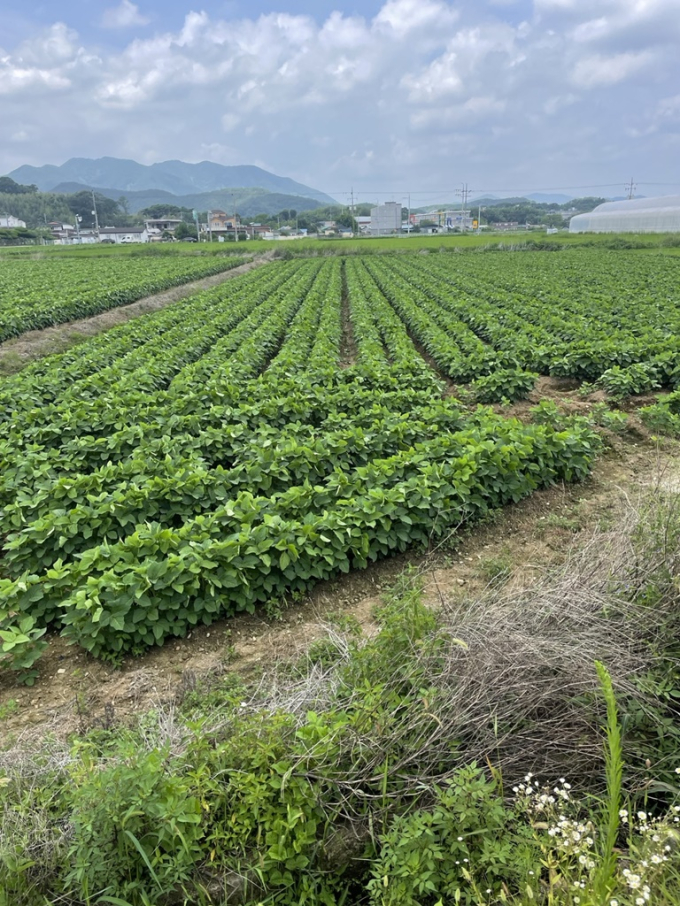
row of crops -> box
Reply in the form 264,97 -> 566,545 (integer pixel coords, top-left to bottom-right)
359,249 -> 680,396
0,254 -> 246,341
0,254 -> 606,671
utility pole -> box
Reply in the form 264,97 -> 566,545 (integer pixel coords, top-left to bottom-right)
207,210 -> 213,243
625,177 -> 636,200
477,204 -> 483,232
91,190 -> 100,238
455,182 -> 470,232
408,192 -> 411,236
75,214 -> 82,244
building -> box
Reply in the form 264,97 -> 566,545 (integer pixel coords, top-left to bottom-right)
99,226 -> 149,244
205,210 -> 244,239
144,218 -> 184,240
0,214 -> 27,228
370,202 -> 402,236
355,216 -> 372,234
410,210 -> 474,231
48,222 -> 99,244
570,196 -> 680,233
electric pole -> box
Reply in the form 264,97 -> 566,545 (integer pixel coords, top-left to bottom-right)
455,183 -> 470,232
91,190 -> 100,237
625,178 -> 636,200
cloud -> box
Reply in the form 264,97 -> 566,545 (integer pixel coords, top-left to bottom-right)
102,2 -> 150,30
571,50 -> 653,87
373,0 -> 459,36
0,0 -> 677,195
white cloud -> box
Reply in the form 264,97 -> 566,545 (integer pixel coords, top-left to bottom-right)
102,2 -> 150,30
0,0 -> 677,194
373,0 -> 458,37
572,50 -> 653,87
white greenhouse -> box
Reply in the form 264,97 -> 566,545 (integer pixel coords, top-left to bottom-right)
570,195 -> 680,233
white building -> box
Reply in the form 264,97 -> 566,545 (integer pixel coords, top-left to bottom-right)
370,202 -> 402,236
0,214 -> 27,228
410,210 -> 473,231
99,226 -> 149,244
144,218 -> 184,240
570,196 -> 680,233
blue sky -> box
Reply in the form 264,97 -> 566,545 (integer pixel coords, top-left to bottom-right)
1,0 -> 679,199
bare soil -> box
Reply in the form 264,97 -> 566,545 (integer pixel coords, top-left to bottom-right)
1,409 -> 674,748
0,255 -> 272,373
339,267 -> 357,368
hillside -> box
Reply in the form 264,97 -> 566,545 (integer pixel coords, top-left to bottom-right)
9,157 -> 336,205
48,182 -> 326,217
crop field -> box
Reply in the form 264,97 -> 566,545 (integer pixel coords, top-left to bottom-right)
0,254 -> 246,341
1,248 -> 679,669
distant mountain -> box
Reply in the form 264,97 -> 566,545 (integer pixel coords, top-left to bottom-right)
526,193 -> 573,204
9,157 -> 336,205
48,182 -> 325,218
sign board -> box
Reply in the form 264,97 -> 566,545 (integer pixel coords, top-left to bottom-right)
473,220 -> 478,228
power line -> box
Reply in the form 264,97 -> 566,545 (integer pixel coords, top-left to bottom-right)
323,181 -> 680,196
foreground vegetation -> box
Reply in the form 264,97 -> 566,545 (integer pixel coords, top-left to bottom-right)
2,482 -> 680,904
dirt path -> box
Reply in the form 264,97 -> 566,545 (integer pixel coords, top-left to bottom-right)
339,261 -> 358,368
0,254 -> 273,373
1,418 -> 675,746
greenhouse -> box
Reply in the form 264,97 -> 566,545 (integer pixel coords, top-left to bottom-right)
569,195 -> 680,233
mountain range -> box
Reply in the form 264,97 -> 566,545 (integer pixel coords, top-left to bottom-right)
41,182 -> 330,218
9,157 -> 335,204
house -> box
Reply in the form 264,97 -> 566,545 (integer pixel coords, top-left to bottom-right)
205,210 -> 245,239
144,218 -> 184,240
99,226 -> 149,244
48,222 -> 99,244
355,216 -> 372,235
0,214 -> 27,228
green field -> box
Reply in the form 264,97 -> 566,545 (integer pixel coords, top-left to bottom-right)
2,245 -> 680,906
0,254 -> 247,341
291,229 -> 680,253
3,247 -> 680,666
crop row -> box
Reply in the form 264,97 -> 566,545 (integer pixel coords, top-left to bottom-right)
0,254 -> 247,341
389,251 -> 680,382
2,414 -> 596,657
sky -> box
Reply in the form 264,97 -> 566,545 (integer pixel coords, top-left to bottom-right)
1,0 -> 679,203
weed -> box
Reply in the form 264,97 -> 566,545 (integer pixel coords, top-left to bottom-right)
545,510 -> 583,532
0,699 -> 19,720
478,553 -> 513,586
